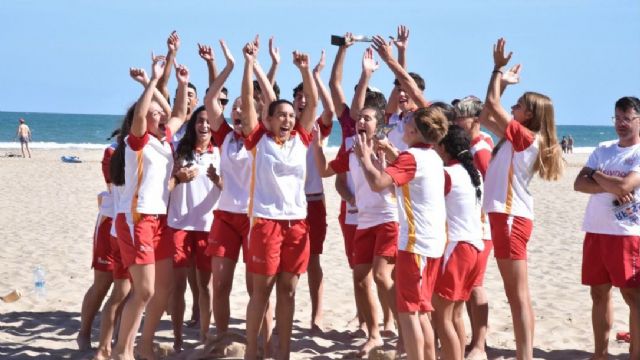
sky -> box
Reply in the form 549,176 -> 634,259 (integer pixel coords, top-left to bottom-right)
0,0 -> 638,125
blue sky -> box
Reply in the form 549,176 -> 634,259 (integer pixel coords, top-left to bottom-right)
0,0 -> 638,125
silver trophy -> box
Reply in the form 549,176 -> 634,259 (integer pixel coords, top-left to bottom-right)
331,34 -> 373,46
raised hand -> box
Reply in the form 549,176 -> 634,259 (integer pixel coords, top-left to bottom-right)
167,31 -> 180,53
219,39 -> 234,66
312,123 -> 323,148
362,47 -> 379,75
269,36 -> 280,64
371,35 -> 394,62
313,49 -> 326,74
293,51 -> 310,70
493,38 -> 513,68
354,132 -> 374,160
343,32 -> 356,48
198,43 -> 214,62
502,64 -> 522,85
207,163 -> 220,184
150,52 -> 166,80
390,25 -> 409,51
174,61 -> 189,84
129,67 -> 149,85
252,34 -> 260,53
243,41 -> 257,62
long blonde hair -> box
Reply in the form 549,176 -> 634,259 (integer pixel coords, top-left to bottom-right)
521,92 -> 564,181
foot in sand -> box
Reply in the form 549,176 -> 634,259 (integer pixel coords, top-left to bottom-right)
76,332 -> 91,351
466,347 -> 488,360
310,323 -> 324,336
91,348 -> 110,360
357,336 -> 384,357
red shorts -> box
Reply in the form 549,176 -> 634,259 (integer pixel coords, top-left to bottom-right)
206,210 -> 250,263
109,235 -> 130,280
306,199 -> 327,255
473,240 -> 493,287
489,213 -> 533,260
338,210 -> 357,269
116,213 -> 173,268
582,233 -> 640,288
435,242 -> 482,301
169,228 -> 211,272
395,250 -> 440,313
92,217 -> 114,272
353,222 -> 398,265
247,218 -> 309,276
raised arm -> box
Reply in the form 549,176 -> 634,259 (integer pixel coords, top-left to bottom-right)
240,42 -> 259,136
329,33 -> 355,117
293,51 -> 318,132
311,127 -> 337,178
254,50 -> 278,121
350,47 -> 379,121
157,31 -> 179,100
130,65 -> 172,117
313,50 -> 335,127
198,42 -> 218,86
131,55 -> 165,137
204,40 -> 235,132
267,36 -> 280,85
372,35 -> 429,108
166,61 -> 190,135
482,38 -> 518,138
391,25 -> 409,69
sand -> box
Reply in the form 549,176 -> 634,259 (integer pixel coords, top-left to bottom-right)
0,148 -> 633,359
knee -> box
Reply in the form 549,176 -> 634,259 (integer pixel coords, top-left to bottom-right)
620,288 -> 640,307
277,283 -> 296,300
135,286 -> 154,304
373,270 -> 391,288
590,287 -> 612,305
214,279 -> 233,297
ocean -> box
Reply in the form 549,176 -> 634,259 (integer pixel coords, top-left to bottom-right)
0,111 -> 617,154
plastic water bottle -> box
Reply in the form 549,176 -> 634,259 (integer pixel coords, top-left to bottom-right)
33,265 -> 46,299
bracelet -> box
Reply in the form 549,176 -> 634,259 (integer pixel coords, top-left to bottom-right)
587,168 -> 597,179
492,69 -> 503,75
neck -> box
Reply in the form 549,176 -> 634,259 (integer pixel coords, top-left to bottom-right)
470,125 -> 481,140
619,136 -> 640,148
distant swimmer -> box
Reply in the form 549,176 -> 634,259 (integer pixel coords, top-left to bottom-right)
16,118 -> 32,158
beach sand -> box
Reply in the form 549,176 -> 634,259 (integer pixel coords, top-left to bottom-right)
0,148 -> 633,359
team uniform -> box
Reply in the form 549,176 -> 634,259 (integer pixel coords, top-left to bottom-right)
110,185 -> 129,279
483,120 -> 538,260
244,122 -> 312,276
167,143 -> 221,272
384,144 -> 446,312
330,138 -> 399,266
305,118 -> 332,255
206,121 -> 252,263
91,144 -> 117,273
336,108 -> 359,268
435,162 -> 485,301
116,129 -> 174,268
581,140 -> 640,288
470,133 -> 494,286
386,112 -> 412,152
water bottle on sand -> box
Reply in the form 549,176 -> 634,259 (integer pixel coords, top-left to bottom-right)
33,265 -> 46,299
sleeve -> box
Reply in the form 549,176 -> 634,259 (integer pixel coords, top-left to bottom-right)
243,122 -> 266,151
338,106 -> 356,139
317,116 -> 333,138
329,147 -> 350,174
384,152 -> 417,186
127,132 -> 149,151
295,122 -> 313,147
505,120 -> 535,152
101,147 -> 115,184
473,149 -> 492,178
212,121 -> 233,147
585,147 -> 599,170
444,169 -> 452,196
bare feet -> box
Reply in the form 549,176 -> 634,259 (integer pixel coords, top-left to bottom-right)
91,347 -> 110,360
357,336 -> 383,358
173,337 -> 183,353
466,347 -> 488,360
76,332 -> 91,351
310,323 -> 324,336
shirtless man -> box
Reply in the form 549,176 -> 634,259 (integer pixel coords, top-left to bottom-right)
16,118 -> 32,158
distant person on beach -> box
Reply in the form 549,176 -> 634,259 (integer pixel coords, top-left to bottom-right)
16,118 -> 31,158
573,96 -> 640,360
561,136 -> 568,153
567,135 -> 574,153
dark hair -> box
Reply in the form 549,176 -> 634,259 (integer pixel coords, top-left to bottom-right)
267,99 -> 295,117
430,101 -> 457,123
107,129 -> 121,141
109,103 -> 137,186
615,96 -> 640,114
364,91 -> 388,111
205,86 -> 228,96
393,72 -> 426,91
292,82 -> 304,99
175,106 -> 209,163
254,81 -> 281,100
440,125 -> 482,201
188,82 -> 197,94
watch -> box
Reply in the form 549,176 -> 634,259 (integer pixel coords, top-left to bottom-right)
587,168 -> 597,179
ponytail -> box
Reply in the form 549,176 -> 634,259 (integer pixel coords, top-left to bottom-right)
109,103 -> 136,186
441,125 -> 482,201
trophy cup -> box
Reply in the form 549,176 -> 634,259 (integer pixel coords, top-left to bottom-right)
331,34 -> 373,46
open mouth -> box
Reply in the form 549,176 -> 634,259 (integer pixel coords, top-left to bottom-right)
357,129 -> 366,135
280,126 -> 291,133
158,123 -> 167,132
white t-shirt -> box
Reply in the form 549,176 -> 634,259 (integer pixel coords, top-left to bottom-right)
386,112 -> 409,152
444,163 -> 484,250
167,146 -> 221,231
583,140 -> 640,235
213,122 -> 252,214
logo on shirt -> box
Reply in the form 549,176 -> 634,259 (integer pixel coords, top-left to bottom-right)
139,245 -> 153,252
252,256 -> 266,264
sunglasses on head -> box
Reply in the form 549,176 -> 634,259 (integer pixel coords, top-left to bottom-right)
219,98 -> 229,106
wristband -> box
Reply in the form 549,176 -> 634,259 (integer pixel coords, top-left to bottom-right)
492,69 -> 503,75
587,168 -> 597,179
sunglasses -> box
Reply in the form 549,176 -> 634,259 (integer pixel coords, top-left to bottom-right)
219,98 -> 229,106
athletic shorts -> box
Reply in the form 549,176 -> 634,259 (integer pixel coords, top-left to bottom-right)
395,250 -> 440,313
353,221 -> 398,265
489,213 -> 533,260
306,199 -> 328,255
109,235 -> 130,280
338,209 -> 357,269
170,228 -> 211,272
582,233 -> 640,288
247,218 -> 309,276
206,210 -> 250,263
92,216 -> 114,272
116,213 -> 173,268
472,240 -> 493,287
435,242 -> 482,301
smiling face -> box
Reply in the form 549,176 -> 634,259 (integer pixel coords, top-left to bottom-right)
230,97 -> 244,135
293,90 -> 306,118
397,86 -> 416,113
194,110 -> 211,146
356,108 -> 379,140
267,102 -> 296,141
146,100 -> 168,138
